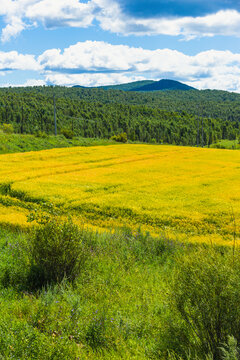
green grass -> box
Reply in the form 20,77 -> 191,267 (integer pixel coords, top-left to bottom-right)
0,221 -> 240,359
0,225 -> 178,359
0,132 -> 115,154
210,139 -> 240,149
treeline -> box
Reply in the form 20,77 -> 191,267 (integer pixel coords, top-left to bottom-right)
0,86 -> 239,145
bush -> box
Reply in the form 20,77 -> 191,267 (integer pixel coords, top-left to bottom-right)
35,130 -> 47,138
167,248 -> 240,359
110,132 -> 127,143
29,217 -> 87,287
61,128 -> 74,139
1,123 -> 14,134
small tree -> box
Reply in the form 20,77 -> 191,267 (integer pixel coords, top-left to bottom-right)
28,213 -> 87,287
111,132 -> 127,143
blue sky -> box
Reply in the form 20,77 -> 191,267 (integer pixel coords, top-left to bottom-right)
0,0 -> 240,91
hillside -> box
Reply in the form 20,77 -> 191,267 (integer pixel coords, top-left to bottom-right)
78,79 -> 195,92
132,79 -> 196,91
0,85 -> 239,146
98,80 -> 155,91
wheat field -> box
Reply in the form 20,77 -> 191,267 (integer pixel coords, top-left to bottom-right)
0,144 -> 239,244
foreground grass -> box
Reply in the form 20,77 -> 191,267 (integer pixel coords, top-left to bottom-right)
0,144 -> 239,245
0,222 -> 240,359
0,225 -> 177,359
0,132 -> 115,154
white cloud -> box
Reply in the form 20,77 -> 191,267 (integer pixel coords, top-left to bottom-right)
44,72 -> 145,87
0,78 -> 46,87
38,41 -> 152,71
1,0 -> 240,41
38,41 -> 240,92
26,0 -> 96,28
0,50 -> 39,71
1,41 -> 240,92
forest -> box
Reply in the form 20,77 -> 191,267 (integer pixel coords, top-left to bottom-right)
0,86 -> 239,146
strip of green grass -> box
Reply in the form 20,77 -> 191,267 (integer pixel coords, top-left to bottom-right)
0,133 -> 116,154
210,139 -> 240,149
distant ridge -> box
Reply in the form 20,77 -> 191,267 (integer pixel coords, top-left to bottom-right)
72,85 -> 86,88
72,79 -> 196,92
132,79 -> 196,92
98,80 -> 155,91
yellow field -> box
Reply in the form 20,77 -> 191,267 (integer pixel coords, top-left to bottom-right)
0,144 -> 239,245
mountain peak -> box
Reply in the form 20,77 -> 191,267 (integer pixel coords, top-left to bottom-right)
132,79 -> 196,92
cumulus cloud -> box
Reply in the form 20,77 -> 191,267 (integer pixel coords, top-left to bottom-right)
44,72 -> 145,87
0,50 -> 39,71
38,41 -> 240,92
1,41 -> 240,92
1,0 -> 240,41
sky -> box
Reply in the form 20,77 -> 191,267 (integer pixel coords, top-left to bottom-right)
0,0 -> 240,91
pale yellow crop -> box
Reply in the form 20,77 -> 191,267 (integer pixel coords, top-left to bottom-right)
0,144 -> 239,245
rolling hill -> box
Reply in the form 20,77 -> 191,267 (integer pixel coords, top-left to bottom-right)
132,79 -> 196,91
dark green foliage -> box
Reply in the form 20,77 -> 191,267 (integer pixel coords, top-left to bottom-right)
35,130 -> 47,138
220,336 -> 239,360
29,218 -> 87,286
132,79 -> 195,91
110,132 -> 128,143
99,79 -> 155,91
0,85 -> 239,146
165,248 -> 240,359
61,128 -> 74,139
0,123 -> 14,134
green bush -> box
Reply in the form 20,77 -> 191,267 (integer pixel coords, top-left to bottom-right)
166,248 -> 240,359
61,128 -> 74,139
35,130 -> 47,138
1,123 -> 14,134
110,132 -> 127,143
29,218 -> 87,287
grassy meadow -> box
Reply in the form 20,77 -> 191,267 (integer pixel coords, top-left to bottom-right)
0,143 -> 240,359
0,144 -> 239,245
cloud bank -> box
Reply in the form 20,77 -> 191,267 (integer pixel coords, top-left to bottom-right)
1,0 -> 240,41
1,41 -> 240,92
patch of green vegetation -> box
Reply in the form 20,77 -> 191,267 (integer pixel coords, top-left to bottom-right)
0,214 -> 239,359
210,139 -> 240,150
0,133 -> 115,154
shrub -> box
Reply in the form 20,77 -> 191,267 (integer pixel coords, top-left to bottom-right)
110,132 -> 127,143
35,130 -> 47,138
29,217 -> 87,287
167,248 -> 240,359
1,123 -> 14,134
61,128 -> 74,139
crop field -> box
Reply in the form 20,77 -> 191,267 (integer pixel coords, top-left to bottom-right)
0,144 -> 239,245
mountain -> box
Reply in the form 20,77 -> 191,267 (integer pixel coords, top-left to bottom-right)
72,79 -> 196,92
98,80 -> 155,91
132,79 -> 196,92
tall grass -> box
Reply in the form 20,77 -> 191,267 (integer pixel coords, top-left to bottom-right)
0,220 -> 240,359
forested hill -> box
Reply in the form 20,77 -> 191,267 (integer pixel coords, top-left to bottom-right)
131,79 -> 195,91
0,85 -> 239,146
91,79 -> 194,91
98,80 -> 155,91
